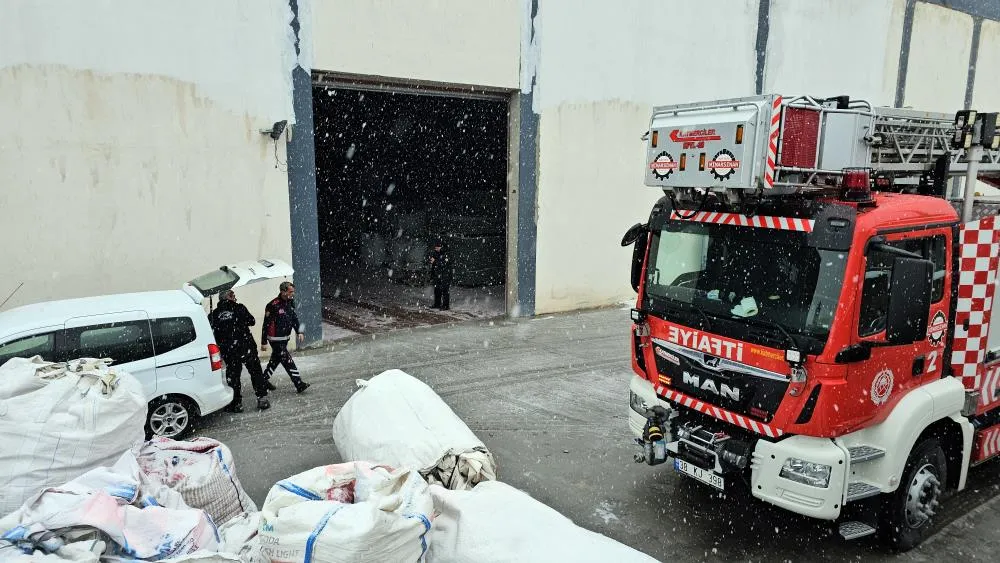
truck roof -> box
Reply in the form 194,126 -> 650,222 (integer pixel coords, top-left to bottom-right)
851,193 -> 959,234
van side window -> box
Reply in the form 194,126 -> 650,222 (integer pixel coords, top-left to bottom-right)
64,321 -> 154,365
152,317 -> 196,355
859,235 -> 946,337
0,332 -> 57,366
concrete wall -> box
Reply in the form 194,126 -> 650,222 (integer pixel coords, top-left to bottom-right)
973,19 -> 1000,110
0,0 -> 299,326
312,0 -> 521,89
531,0 -> 759,314
766,0 -> 905,106
905,2 -> 974,112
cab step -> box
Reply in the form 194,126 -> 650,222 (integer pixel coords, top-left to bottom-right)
838,521 -> 877,540
848,445 -> 885,463
846,481 -> 881,502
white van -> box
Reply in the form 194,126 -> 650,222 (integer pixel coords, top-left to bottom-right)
0,259 -> 293,439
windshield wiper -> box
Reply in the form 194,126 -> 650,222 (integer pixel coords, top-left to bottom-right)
738,315 -> 799,351
650,295 -> 714,331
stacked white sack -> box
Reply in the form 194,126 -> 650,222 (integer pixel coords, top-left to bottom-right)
138,437 -> 257,525
0,451 -> 220,561
0,357 -> 147,517
259,462 -> 433,563
332,369 -> 497,490
426,481 -> 660,563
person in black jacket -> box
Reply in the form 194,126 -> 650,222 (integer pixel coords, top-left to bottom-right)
429,239 -> 452,310
209,290 -> 270,412
260,281 -> 310,393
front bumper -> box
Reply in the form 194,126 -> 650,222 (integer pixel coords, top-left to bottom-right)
629,374 -> 848,520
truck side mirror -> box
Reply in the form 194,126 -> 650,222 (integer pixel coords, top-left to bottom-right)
885,257 -> 933,345
621,223 -> 647,247
622,223 -> 649,293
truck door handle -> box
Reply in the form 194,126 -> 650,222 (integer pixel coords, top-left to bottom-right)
912,355 -> 925,376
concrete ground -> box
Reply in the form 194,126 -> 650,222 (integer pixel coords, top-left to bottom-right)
198,307 -> 1000,562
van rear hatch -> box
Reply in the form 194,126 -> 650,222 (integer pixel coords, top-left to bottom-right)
181,259 -> 294,303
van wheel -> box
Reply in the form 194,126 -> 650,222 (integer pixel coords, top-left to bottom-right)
880,438 -> 946,551
146,396 -> 197,440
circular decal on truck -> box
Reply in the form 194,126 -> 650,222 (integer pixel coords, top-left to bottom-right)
927,311 -> 947,347
650,151 -> 678,180
708,149 -> 740,181
871,368 -> 894,406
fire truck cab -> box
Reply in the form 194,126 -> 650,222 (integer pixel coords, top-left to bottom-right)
624,94 -> 1000,550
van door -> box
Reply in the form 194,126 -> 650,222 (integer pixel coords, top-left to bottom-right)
61,311 -> 157,398
149,315 -> 206,384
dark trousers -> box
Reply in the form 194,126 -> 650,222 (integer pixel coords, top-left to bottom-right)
224,346 -> 268,402
433,282 -> 450,309
264,339 -> 303,384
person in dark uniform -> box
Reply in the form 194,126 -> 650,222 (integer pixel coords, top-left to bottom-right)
209,290 -> 270,412
260,281 -> 310,393
429,239 -> 452,310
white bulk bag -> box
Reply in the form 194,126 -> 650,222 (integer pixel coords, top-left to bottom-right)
216,512 -> 262,563
259,462 -> 433,563
0,357 -> 147,516
426,482 -> 659,563
332,370 -> 496,490
137,437 -> 257,525
0,452 -> 220,561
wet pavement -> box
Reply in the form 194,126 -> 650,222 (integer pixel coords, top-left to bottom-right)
197,306 -> 1000,562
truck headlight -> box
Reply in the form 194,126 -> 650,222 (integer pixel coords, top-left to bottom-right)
629,390 -> 648,414
779,458 -> 831,488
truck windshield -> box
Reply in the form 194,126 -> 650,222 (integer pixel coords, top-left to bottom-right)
644,221 -> 848,352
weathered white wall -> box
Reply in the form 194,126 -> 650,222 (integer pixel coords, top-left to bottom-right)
904,2 -> 974,112
765,0 -> 905,106
312,0 -> 521,89
531,0 -> 759,314
0,0 -> 298,326
973,20 -> 1000,111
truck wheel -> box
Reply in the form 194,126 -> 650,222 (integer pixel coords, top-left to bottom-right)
880,437 -> 946,551
145,396 -> 197,440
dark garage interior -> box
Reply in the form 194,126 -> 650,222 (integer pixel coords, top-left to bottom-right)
312,84 -> 509,339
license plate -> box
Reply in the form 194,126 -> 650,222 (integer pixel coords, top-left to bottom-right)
674,459 -> 725,490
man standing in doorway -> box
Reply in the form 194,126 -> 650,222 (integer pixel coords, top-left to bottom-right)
261,282 -> 311,393
209,290 -> 270,411
429,238 -> 452,310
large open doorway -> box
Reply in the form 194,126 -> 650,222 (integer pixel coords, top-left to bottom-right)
312,79 -> 510,340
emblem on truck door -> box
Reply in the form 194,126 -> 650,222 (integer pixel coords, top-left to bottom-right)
871,368 -> 894,406
927,311 -> 947,347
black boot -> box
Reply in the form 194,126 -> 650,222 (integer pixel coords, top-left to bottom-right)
257,397 -> 271,410
225,400 -> 244,413
265,379 -> 277,391
295,380 -> 311,394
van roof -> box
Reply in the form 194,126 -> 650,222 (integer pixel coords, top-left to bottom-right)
0,290 -> 202,340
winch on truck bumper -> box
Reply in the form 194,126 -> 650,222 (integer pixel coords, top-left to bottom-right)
629,375 -> 848,520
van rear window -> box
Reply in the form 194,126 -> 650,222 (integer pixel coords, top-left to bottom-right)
188,269 -> 239,297
152,317 -> 197,355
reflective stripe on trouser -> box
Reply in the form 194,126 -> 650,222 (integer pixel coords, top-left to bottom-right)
264,339 -> 302,384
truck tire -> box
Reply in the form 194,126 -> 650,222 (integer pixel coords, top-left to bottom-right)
880,437 -> 946,551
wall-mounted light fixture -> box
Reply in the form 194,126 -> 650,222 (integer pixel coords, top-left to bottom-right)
260,120 -> 288,140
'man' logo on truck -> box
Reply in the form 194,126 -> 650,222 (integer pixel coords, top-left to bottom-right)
683,371 -> 740,401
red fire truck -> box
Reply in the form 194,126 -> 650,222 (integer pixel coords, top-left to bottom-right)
623,94 -> 1000,550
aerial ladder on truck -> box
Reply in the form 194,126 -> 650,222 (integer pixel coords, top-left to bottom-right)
622,93 -> 1000,550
